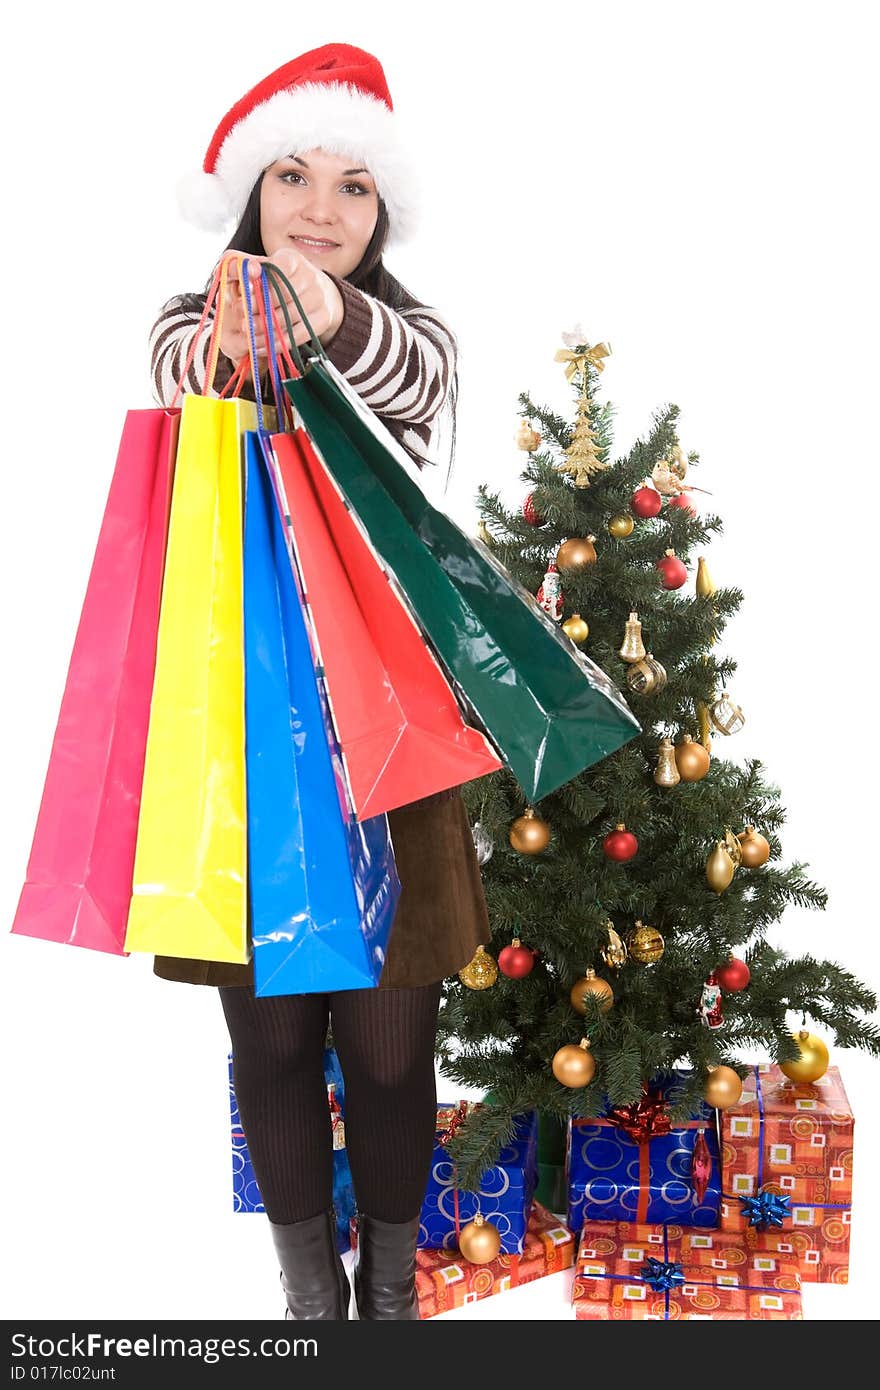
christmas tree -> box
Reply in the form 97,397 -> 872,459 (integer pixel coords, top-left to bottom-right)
436,330 -> 880,1191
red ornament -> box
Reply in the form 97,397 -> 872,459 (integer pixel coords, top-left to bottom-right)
523,493 -> 546,526
668,491 -> 698,515
716,956 -> 751,991
656,550 -> 688,589
631,485 -> 662,518
497,939 -> 535,978
691,1128 -> 712,1203
536,561 -> 564,622
602,824 -> 638,862
697,972 -> 724,1029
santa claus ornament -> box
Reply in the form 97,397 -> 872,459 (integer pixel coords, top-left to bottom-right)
536,562 -> 564,622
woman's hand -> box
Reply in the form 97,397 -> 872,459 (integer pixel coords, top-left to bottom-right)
216,247 -> 345,363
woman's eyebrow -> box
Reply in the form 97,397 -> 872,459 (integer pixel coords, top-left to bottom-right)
288,154 -> 370,176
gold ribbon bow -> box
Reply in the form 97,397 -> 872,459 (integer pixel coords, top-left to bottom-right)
554,341 -> 612,382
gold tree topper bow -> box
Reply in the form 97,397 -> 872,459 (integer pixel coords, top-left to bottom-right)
554,341 -> 612,383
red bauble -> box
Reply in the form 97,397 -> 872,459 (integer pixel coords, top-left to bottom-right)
656,551 -> 688,589
602,824 -> 639,862
523,493 -> 546,527
631,485 -> 662,518
716,957 -> 751,992
497,939 -> 535,978
668,491 -> 698,515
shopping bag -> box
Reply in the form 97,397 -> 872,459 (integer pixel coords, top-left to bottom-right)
124,393 -> 256,963
283,358 -> 642,800
243,430 -> 400,995
11,408 -> 179,955
270,427 -> 502,820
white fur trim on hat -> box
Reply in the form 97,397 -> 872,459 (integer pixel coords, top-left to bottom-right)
177,81 -> 419,247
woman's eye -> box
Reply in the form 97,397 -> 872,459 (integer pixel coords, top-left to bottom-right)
279,171 -> 369,195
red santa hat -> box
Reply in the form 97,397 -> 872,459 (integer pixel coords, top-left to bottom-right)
176,43 -> 419,247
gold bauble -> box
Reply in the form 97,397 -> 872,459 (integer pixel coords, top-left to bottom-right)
458,1214 -> 502,1265
516,420 -> 542,452
626,657 -> 658,695
619,611 -> 646,664
654,737 -> 681,787
645,654 -> 668,691
627,920 -> 665,964
569,968 -> 614,1015
674,735 -> 710,782
703,1065 -> 744,1110
709,691 -> 745,735
556,536 -> 597,572
608,513 -> 635,539
738,825 -> 771,868
458,946 -> 498,991
476,520 -> 495,547
779,1030 -> 830,1083
601,922 -> 628,970
552,1038 -> 596,1088
509,808 -> 551,854
562,613 -> 590,644
706,841 -> 736,894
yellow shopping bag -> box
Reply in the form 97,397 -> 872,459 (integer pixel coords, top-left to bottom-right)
124,392 -> 257,962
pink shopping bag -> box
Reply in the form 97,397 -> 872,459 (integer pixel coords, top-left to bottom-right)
11,409 -> 179,955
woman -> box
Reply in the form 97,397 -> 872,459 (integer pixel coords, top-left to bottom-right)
149,43 -> 491,1322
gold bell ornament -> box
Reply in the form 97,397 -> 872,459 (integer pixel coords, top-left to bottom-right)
458,946 -> 498,990
556,535 -> 597,572
779,1030 -> 830,1084
674,734 -> 710,782
562,612 -> 590,644
654,737 -> 681,787
458,1214 -> 502,1264
516,419 -> 542,452
737,825 -> 771,867
627,920 -> 665,964
509,808 -> 551,854
706,840 -> 736,894
619,611 -> 646,664
709,691 -> 745,735
608,512 -> 635,539
569,968 -> 614,1015
552,1038 -> 596,1087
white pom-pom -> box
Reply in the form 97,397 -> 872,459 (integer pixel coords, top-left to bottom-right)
175,169 -> 235,232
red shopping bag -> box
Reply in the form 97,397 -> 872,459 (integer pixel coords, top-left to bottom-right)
12,409 -> 179,954
271,427 -> 502,820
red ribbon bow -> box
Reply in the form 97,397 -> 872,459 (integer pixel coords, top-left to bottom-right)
604,1087 -> 671,1143
437,1099 -> 482,1146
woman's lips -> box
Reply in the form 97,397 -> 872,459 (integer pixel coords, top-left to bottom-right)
292,235 -> 340,254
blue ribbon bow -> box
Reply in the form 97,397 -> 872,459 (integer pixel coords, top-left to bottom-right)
739,1190 -> 792,1230
639,1256 -> 686,1292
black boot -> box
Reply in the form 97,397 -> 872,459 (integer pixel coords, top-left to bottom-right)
352,1212 -> 421,1320
268,1207 -> 351,1320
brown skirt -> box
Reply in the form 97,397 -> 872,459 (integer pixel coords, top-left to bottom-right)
152,791 -> 490,991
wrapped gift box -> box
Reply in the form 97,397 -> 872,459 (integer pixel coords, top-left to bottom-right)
567,1075 -> 721,1229
719,1064 -> 853,1283
229,1047 -> 355,1254
415,1200 -> 574,1318
572,1220 -> 802,1320
419,1103 -> 538,1255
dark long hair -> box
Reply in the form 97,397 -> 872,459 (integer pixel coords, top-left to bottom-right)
177,171 -> 458,478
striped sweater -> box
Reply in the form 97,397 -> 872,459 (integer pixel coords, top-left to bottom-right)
149,270 -> 457,470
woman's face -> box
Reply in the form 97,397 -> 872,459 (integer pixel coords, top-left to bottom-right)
260,147 -> 380,277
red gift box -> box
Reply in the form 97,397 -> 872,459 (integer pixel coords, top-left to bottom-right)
719,1064 -> 853,1283
413,1200 -> 574,1318
572,1220 -> 803,1320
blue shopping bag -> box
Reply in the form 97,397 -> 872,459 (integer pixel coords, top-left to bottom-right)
242,429 -> 400,995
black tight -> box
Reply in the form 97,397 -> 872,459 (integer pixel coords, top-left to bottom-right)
219,981 -> 443,1225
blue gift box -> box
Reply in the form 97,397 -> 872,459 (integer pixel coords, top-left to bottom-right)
566,1074 -> 721,1230
229,1047 -> 355,1254
418,1104 -> 538,1255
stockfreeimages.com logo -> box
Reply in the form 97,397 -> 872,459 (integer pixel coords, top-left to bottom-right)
10,1332 -> 318,1365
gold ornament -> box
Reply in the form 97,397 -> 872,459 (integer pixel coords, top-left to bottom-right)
619,611 -> 646,664
562,613 -> 590,644
509,808 -> 551,854
654,737 -> 681,787
552,342 -> 611,488
458,1214 -> 502,1264
626,653 -> 667,695
709,691 -> 745,735
476,520 -> 495,547
601,922 -> 628,970
674,735 -> 710,782
695,556 -> 717,599
669,443 -> 688,480
608,512 -> 635,539
627,920 -> 665,964
703,1065 -> 744,1109
516,420 -> 542,452
706,841 -> 736,894
552,1038 -> 596,1088
738,825 -> 771,868
779,1030 -> 830,1084
723,828 -> 743,868
569,968 -> 614,1015
458,946 -> 498,991
556,536 -> 597,572
696,701 -> 713,753
645,654 -> 668,690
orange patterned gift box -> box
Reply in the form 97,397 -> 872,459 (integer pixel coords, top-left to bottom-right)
572,1220 -> 803,1320
720,1064 -> 853,1283
414,1200 -> 575,1318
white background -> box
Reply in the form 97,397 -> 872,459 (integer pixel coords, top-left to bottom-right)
2,0 -> 877,1323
